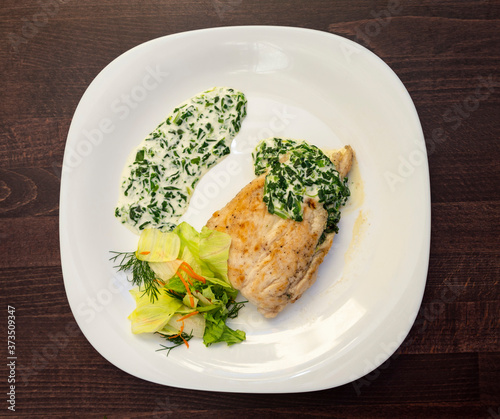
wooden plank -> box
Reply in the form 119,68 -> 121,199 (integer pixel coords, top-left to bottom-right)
430,202 -> 500,254
328,14 -> 500,59
0,167 -> 60,217
7,349 -> 488,415
0,266 -> 67,314
479,352 -> 500,406
0,118 -> 69,168
402,301 -> 499,354
426,252 -> 500,303
0,216 -> 60,267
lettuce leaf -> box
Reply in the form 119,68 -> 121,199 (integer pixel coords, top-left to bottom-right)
203,310 -> 245,346
128,289 -> 183,334
199,227 -> 231,284
135,228 -> 180,262
160,313 -> 206,338
137,222 -> 232,286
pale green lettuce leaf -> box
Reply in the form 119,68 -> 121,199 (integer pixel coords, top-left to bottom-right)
164,222 -> 232,285
135,228 -> 180,262
160,313 -> 206,338
199,226 -> 231,284
128,289 -> 183,334
175,222 -> 200,258
149,259 -> 183,282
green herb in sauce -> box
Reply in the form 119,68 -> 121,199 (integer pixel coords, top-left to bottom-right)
115,87 -> 247,233
253,137 -> 350,241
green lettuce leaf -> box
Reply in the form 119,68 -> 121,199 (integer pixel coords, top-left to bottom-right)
203,310 -> 246,346
199,226 -> 231,284
128,289 -> 184,334
142,222 -> 232,285
135,228 -> 180,262
160,313 -> 206,338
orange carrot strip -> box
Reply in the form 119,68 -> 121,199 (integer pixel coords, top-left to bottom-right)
179,262 -> 206,283
175,264 -> 193,285
168,321 -> 184,340
183,263 -> 206,282
168,321 -> 189,348
177,272 -> 195,307
177,311 -> 199,322
179,322 -> 189,349
139,251 -> 150,255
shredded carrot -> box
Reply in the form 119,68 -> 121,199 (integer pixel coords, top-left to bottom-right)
184,275 -> 194,286
178,261 -> 206,283
168,321 -> 184,339
139,251 -> 150,255
168,321 -> 189,348
181,335 -> 189,348
173,262 -> 205,308
177,272 -> 195,307
177,311 -> 199,322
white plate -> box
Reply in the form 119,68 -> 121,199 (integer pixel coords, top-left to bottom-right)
60,26 -> 430,393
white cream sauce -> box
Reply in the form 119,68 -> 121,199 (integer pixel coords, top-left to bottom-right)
115,87 -> 247,234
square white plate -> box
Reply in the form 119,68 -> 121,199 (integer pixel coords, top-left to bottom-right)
60,26 -> 430,393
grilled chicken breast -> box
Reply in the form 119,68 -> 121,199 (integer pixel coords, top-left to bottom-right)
206,146 -> 354,318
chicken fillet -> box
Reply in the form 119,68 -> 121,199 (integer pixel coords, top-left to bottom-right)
206,146 -> 353,318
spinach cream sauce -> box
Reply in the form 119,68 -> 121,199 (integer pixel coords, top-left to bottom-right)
116,87 -> 247,233
253,137 -> 350,240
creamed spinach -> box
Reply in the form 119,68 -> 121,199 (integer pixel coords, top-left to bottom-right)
253,138 -> 350,242
116,87 -> 247,233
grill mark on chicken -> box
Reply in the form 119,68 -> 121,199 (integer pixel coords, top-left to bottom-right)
206,145 -> 354,318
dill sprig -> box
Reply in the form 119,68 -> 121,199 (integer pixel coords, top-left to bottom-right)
156,331 -> 193,356
109,251 -> 161,302
165,289 -> 183,301
228,300 -> 247,319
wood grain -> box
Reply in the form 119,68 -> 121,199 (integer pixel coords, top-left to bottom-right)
0,0 -> 498,416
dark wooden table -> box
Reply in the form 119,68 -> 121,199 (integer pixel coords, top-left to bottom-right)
1,1 -> 499,417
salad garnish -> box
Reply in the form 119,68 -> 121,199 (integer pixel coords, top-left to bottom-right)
111,222 -> 246,352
